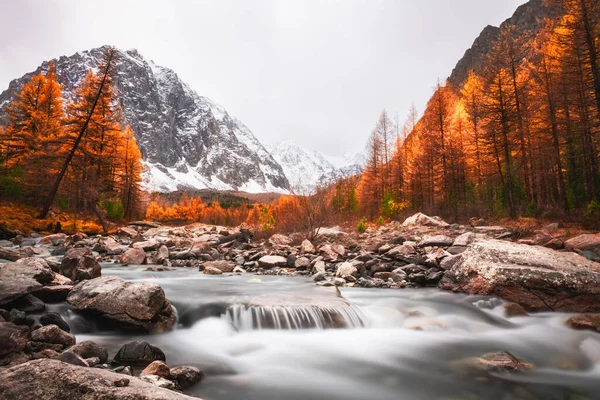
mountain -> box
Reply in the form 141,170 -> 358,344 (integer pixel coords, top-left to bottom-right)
266,141 -> 366,192
449,0 -> 550,88
0,46 -> 290,194
266,141 -> 336,193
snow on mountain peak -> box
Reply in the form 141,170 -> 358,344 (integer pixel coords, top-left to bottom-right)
0,46 -> 291,194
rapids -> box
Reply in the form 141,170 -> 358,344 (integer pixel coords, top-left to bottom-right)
54,265 -> 600,399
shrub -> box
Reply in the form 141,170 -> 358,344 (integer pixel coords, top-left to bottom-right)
101,199 -> 125,220
357,217 -> 368,233
585,199 -> 600,218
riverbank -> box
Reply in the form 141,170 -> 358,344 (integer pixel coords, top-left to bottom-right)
1,212 -> 599,398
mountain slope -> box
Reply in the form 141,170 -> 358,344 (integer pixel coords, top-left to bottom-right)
267,141 -> 366,192
266,141 -> 336,193
0,46 -> 290,194
449,0 -> 550,88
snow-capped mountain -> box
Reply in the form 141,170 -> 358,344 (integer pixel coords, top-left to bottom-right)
317,151 -> 366,186
266,141 -> 366,192
266,141 -> 337,193
0,46 -> 290,194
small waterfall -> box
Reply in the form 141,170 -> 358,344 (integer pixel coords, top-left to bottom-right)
225,303 -> 368,330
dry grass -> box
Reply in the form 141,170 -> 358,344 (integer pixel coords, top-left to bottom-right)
0,202 -> 104,236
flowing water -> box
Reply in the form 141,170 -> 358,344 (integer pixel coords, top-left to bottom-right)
54,265 -> 600,400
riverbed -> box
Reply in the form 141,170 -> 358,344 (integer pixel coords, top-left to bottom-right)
54,265 -> 600,399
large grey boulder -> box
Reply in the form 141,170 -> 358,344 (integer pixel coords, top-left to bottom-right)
0,258 -> 54,305
0,359 -> 198,399
67,276 -> 176,333
440,239 -> 600,312
59,248 -> 101,281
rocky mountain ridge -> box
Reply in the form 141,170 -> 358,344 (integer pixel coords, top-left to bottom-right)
0,46 -> 290,194
449,0 -> 551,88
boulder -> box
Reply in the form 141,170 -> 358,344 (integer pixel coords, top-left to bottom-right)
203,266 -> 223,275
565,314 -> 600,333
39,313 -> 70,333
268,234 -> 292,246
0,262 -> 49,305
300,239 -> 316,254
32,285 -> 73,303
120,248 -> 147,265
31,325 -> 75,349
319,245 -> 338,261
294,257 -> 311,270
10,309 -> 34,326
336,262 -> 358,279
114,341 -> 166,366
66,341 -> 109,363
140,360 -> 170,379
39,233 -> 67,246
67,276 -> 176,333
0,322 -> 29,358
440,240 -> 600,312
59,248 -> 101,281
202,260 -> 234,273
155,245 -> 170,264
56,351 -> 88,367
402,213 -> 449,228
6,293 -> 46,313
452,351 -> 533,376
133,239 -> 161,251
0,359 -> 197,399
5,258 -> 54,284
565,233 -> 600,257
258,255 -> 288,269
418,235 -> 454,248
453,232 -> 475,247
118,226 -> 139,238
331,244 -> 346,257
169,365 -> 203,389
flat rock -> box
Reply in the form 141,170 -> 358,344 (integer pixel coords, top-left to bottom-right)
336,262 -> 358,279
0,359 -> 197,399
67,276 -> 175,333
258,255 -> 288,268
418,235 -> 454,248
440,240 -> 600,312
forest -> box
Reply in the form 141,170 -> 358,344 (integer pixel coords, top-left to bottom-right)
353,0 -> 600,223
1,0 -> 600,235
0,48 -> 144,232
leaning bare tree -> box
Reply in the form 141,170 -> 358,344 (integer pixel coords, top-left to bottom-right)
39,47 -> 118,219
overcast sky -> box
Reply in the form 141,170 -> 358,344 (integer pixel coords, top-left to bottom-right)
0,0 -> 526,159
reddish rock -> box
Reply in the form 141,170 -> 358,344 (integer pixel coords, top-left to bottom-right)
565,314 -> 600,333
140,360 -> 170,379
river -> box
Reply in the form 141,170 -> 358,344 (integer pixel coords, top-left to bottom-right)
51,265 -> 600,400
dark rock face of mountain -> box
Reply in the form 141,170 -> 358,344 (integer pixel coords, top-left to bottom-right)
449,0 -> 551,88
0,46 -> 290,193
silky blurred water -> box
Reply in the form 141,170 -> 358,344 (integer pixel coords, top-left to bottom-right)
62,265 -> 600,400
